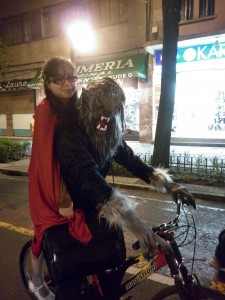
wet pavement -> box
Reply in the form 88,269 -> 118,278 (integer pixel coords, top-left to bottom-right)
0,141 -> 225,299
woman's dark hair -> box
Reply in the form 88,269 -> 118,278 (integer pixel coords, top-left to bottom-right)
42,56 -> 77,115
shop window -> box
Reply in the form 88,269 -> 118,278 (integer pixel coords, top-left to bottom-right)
199,0 -> 215,17
173,70 -> 225,139
180,0 -> 193,21
124,88 -> 139,134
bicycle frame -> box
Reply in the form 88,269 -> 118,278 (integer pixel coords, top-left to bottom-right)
117,248 -> 168,297
90,199 -> 199,299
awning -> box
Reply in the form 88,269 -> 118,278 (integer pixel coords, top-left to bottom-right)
76,53 -> 146,84
27,68 -> 43,88
1,54 -> 146,91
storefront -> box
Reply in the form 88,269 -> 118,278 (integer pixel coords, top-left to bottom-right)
76,53 -> 149,141
149,35 -> 225,143
0,56 -> 150,141
0,70 -> 43,137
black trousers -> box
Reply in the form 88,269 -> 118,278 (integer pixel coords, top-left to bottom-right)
55,277 -> 82,300
55,271 -> 121,300
215,229 -> 225,268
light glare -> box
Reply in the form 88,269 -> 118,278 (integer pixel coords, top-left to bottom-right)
67,20 -> 96,53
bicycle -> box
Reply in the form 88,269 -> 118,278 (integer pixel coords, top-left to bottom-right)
20,197 -> 225,299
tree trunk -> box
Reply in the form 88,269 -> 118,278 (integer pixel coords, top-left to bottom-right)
151,0 -> 181,168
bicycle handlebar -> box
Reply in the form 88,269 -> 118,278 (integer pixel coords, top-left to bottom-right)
132,196 -> 186,251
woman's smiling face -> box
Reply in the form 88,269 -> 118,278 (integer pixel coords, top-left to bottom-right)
47,64 -> 77,104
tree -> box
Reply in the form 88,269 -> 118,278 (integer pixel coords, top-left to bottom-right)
0,39 -> 11,76
151,0 -> 181,168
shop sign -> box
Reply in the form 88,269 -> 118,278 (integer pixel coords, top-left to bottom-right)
76,54 -> 146,84
27,68 -> 43,88
0,68 -> 43,92
155,41 -> 225,65
0,79 -> 29,92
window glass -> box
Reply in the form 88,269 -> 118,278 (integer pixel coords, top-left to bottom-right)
22,17 -> 31,42
42,4 -> 65,38
30,9 -> 42,40
2,13 -> 31,45
86,0 -> 128,28
13,21 -> 23,44
199,0 -> 215,17
2,23 -> 13,45
180,0 -> 193,21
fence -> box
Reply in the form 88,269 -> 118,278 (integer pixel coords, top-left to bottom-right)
137,152 -> 225,177
13,146 -> 225,177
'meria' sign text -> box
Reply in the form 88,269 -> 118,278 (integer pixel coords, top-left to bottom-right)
76,54 -> 146,83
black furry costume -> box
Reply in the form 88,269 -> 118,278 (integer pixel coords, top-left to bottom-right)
54,77 -> 195,299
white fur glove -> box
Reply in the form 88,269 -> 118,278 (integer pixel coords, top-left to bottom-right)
98,190 -> 174,260
149,168 -> 196,209
165,180 -> 196,209
120,209 -> 174,260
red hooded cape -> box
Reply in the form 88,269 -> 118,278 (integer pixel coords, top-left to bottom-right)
29,99 -> 92,258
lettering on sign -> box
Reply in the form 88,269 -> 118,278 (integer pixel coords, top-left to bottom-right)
77,59 -> 135,74
0,80 -> 28,92
156,42 -> 225,65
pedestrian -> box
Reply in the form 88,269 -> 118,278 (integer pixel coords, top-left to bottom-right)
50,76 -> 196,299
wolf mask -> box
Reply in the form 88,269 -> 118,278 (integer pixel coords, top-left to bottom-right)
78,77 -> 126,167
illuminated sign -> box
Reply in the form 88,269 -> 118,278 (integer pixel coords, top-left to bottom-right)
155,42 -> 225,65
76,54 -> 146,83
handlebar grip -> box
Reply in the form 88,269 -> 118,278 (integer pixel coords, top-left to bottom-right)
132,240 -> 140,250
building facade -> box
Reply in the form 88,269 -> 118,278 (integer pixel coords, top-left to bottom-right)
146,0 -> 225,144
0,0 -> 224,144
0,0 -> 151,141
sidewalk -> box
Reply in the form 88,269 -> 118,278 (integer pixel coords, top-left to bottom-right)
0,157 -> 224,202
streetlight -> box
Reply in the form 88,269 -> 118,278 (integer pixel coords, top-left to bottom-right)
66,20 -> 96,64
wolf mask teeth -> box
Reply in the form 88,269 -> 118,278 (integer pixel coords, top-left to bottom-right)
96,116 -> 110,131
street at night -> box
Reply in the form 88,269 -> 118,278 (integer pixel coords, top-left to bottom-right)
1,173 -> 225,299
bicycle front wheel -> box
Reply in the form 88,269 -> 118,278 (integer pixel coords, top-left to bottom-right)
151,285 -> 225,300
19,239 -> 55,297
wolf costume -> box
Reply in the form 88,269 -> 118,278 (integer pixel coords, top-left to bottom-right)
55,77 -> 196,260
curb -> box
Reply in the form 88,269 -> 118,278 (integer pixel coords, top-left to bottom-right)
105,180 -> 225,203
190,192 -> 225,202
1,168 -> 224,202
0,169 -> 28,177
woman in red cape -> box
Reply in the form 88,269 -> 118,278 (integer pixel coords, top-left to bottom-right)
28,57 -> 91,300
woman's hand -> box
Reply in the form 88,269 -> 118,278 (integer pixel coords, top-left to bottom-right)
59,204 -> 74,219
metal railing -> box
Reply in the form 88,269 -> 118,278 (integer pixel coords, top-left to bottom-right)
137,152 -> 225,177
19,145 -> 225,177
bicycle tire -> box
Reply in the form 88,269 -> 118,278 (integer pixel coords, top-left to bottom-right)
19,239 -> 55,297
151,285 -> 225,300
